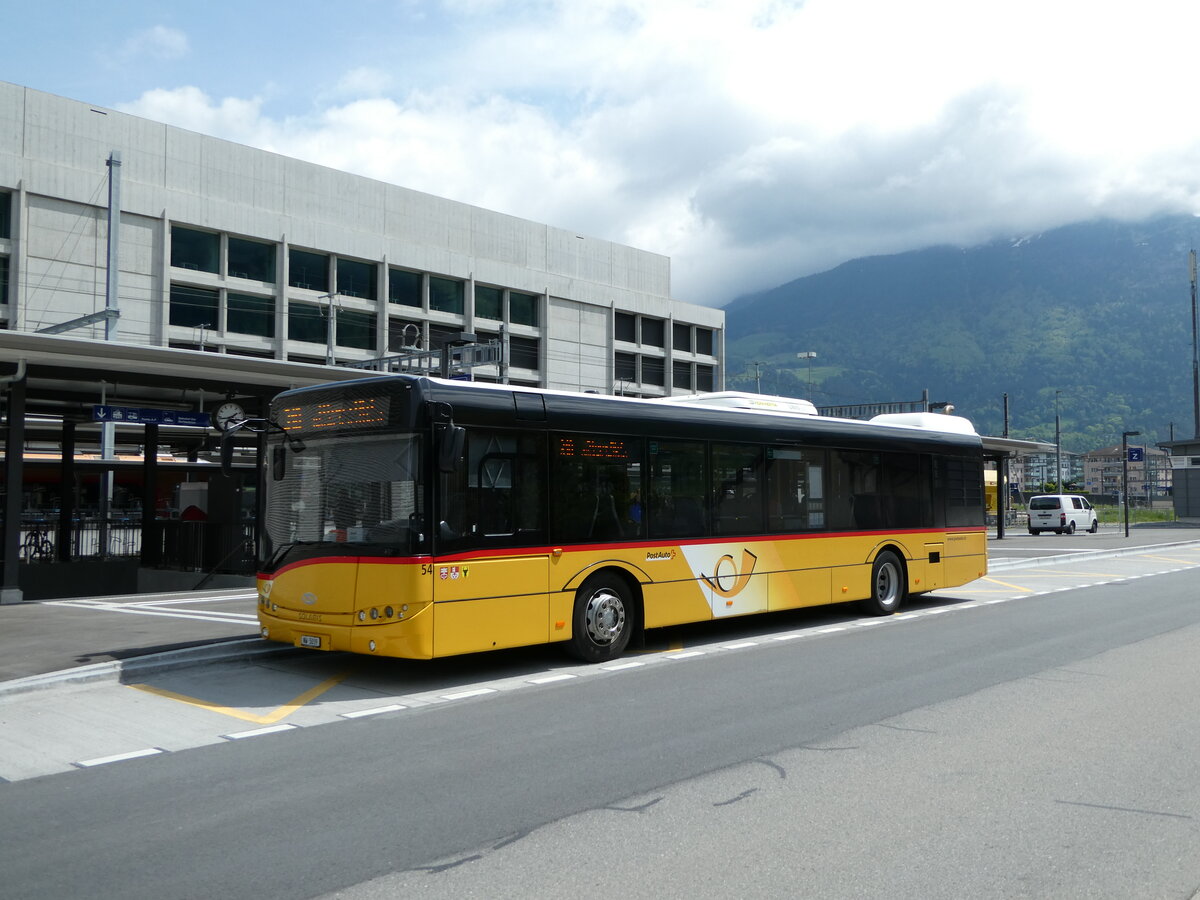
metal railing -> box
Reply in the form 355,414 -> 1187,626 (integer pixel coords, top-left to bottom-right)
14,516 -> 254,574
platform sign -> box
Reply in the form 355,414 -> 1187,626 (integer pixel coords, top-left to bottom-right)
1127,447 -> 1145,462
92,405 -> 211,427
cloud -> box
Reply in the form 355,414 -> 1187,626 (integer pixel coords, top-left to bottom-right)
113,0 -> 1200,306
117,25 -> 190,63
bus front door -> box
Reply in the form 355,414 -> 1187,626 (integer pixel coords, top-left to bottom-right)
430,553 -> 550,656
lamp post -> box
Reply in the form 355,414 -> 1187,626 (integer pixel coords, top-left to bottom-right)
1122,430 -> 1141,537
1054,390 -> 1062,492
796,351 -> 817,397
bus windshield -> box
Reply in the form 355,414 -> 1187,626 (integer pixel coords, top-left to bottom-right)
263,432 -> 426,564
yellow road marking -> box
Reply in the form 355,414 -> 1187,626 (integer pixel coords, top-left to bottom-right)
997,571 -> 1123,579
979,576 -> 1035,592
936,588 -> 1023,594
128,671 -> 349,724
635,637 -> 686,655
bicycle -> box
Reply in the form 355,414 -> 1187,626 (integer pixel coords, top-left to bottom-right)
21,528 -> 54,562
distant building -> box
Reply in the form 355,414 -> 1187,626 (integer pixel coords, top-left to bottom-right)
1082,443 -> 1172,501
1022,450 -> 1083,491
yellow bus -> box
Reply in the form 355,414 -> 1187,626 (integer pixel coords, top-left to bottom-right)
252,376 -> 987,662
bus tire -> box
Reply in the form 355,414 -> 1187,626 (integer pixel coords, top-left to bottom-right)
860,550 -> 904,616
567,574 -> 634,663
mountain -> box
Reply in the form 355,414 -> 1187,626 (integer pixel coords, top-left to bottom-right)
721,215 -> 1200,451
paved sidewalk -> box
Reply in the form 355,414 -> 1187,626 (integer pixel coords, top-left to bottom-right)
2,525 -> 1198,693
0,588 -> 262,690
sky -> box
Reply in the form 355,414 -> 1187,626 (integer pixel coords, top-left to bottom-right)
6,0 -> 1200,307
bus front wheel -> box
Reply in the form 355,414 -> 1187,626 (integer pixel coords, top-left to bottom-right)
567,574 -> 633,663
860,551 -> 905,616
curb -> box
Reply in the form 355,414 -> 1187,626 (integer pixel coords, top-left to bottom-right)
0,638 -> 303,699
987,539 -> 1200,572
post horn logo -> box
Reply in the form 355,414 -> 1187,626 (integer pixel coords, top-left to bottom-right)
701,549 -> 758,598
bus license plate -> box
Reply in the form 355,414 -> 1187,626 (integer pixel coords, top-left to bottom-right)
300,635 -> 322,649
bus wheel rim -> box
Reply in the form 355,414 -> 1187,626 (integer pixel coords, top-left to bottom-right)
877,563 -> 899,606
585,589 -> 625,645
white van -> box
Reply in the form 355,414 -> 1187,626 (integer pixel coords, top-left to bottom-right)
1027,494 -> 1098,535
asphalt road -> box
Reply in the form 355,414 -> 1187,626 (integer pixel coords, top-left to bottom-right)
2,560 -> 1199,899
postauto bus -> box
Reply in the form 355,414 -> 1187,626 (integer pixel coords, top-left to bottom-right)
250,376 -> 986,662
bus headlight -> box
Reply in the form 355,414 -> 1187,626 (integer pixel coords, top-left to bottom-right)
358,611 -> 366,622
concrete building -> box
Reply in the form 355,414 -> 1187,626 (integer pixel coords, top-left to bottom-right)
0,81 -> 723,396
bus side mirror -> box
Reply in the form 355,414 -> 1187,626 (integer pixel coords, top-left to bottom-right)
438,425 -> 466,473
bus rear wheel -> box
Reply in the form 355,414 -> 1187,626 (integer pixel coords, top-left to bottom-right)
860,551 -> 905,616
567,574 -> 633,663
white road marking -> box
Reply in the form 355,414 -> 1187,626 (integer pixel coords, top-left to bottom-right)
527,673 -> 577,685
441,687 -> 498,701
224,724 -> 297,740
76,747 -> 164,767
341,704 -> 407,719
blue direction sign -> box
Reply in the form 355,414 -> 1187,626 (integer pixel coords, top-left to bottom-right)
92,405 -> 211,427
1128,446 -> 1145,462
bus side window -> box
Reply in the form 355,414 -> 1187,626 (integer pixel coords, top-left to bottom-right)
648,440 -> 707,539
442,429 -> 547,547
767,448 -> 825,532
549,434 -> 643,544
712,443 -> 764,536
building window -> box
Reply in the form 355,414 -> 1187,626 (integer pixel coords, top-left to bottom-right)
673,323 -> 692,352
389,269 -> 422,307
336,309 -> 377,350
228,292 -> 275,337
510,291 -> 538,327
696,328 -> 714,356
0,192 -> 10,239
510,336 -> 539,370
615,312 -> 637,343
429,276 -> 464,314
696,364 -> 715,392
641,318 -> 665,348
673,361 -> 692,390
641,356 -> 665,386
0,256 -> 8,306
337,257 -> 377,300
289,248 -> 330,291
388,318 -> 423,352
615,352 -> 637,384
475,285 -> 503,320
288,301 -> 327,344
171,226 -> 219,273
228,237 -> 276,283
169,284 -> 219,328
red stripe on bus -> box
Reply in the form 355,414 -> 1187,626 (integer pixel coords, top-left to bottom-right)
259,526 -> 986,578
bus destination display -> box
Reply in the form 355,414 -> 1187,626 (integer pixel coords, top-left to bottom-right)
279,397 -> 391,432
555,436 -> 634,459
